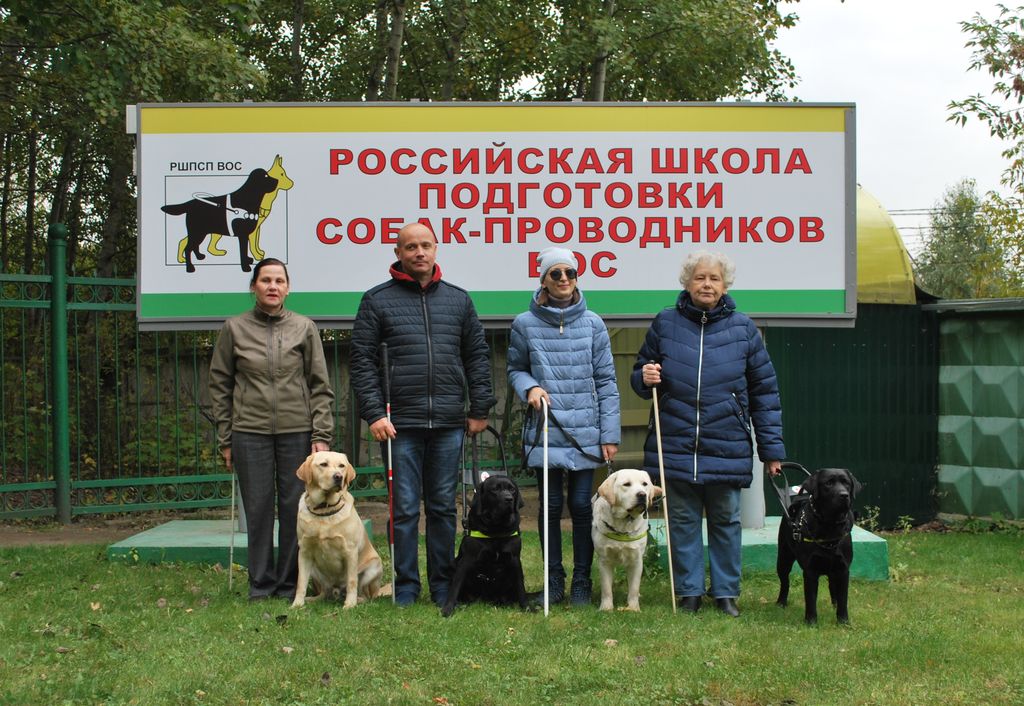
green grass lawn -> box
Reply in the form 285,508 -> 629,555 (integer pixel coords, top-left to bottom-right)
1,526 -> 1022,706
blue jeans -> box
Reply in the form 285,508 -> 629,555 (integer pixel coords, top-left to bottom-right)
385,427 -> 464,603
231,430 -> 309,600
535,467 -> 595,587
666,477 -> 742,599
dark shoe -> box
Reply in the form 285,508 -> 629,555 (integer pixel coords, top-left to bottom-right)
395,593 -> 417,608
569,578 -> 592,607
532,579 -> 564,606
677,595 -> 702,613
715,597 -> 740,617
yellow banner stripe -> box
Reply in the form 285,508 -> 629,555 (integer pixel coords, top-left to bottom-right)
139,103 -> 849,134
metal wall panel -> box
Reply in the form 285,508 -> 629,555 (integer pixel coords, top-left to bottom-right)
937,311 -> 1024,519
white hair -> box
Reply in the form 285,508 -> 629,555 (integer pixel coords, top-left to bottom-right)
678,250 -> 736,288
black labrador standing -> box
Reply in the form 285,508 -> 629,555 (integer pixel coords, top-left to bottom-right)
776,467 -> 862,624
441,475 -> 530,617
162,168 -> 279,273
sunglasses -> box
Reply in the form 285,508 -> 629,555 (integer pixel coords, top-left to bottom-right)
547,268 -> 578,281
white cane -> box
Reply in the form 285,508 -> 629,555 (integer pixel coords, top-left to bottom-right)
228,472 -> 236,592
541,397 -> 550,617
652,384 -> 677,614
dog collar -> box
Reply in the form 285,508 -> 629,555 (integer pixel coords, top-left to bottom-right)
468,530 -> 519,539
307,497 -> 345,517
601,521 -> 646,542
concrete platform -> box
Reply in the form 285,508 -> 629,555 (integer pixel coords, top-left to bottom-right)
109,516 -> 888,580
648,517 -> 889,581
106,519 -> 372,566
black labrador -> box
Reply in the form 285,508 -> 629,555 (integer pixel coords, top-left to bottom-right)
162,168 -> 279,273
776,467 -> 862,625
441,475 -> 530,617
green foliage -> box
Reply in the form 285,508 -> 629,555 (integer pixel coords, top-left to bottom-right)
914,179 -> 1020,298
1,530 -> 1023,705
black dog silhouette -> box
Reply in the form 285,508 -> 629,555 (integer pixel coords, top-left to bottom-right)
162,168 -> 279,273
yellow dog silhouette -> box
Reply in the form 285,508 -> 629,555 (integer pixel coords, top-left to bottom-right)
176,155 -> 294,264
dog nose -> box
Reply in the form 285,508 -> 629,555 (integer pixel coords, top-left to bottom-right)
332,473 -> 344,486
637,492 -> 647,503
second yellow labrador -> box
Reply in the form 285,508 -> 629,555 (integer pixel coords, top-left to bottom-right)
292,451 -> 388,609
591,468 -> 663,612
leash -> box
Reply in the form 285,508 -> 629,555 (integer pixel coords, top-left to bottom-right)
768,461 -> 812,516
522,404 -> 606,468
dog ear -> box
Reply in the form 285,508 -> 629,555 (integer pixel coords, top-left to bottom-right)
803,471 -> 819,497
516,484 -> 525,509
649,483 -> 665,504
846,469 -> 863,497
344,459 -> 357,487
295,453 -> 316,484
597,473 -> 617,505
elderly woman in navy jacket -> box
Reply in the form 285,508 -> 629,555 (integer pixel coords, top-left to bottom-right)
509,247 -> 620,606
631,250 -> 784,617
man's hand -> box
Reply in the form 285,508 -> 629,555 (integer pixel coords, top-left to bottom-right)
312,441 -> 329,454
466,417 -> 488,436
369,417 -> 396,441
220,447 -> 232,471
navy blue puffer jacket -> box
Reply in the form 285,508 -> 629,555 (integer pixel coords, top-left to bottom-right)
351,263 -> 496,429
630,291 -> 785,487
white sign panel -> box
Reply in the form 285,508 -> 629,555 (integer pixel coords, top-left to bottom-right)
134,103 -> 855,329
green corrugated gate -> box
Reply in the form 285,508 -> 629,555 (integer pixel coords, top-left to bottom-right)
932,301 -> 1024,520
611,304 -> 939,528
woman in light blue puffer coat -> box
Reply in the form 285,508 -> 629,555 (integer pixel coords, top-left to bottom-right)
508,247 -> 620,606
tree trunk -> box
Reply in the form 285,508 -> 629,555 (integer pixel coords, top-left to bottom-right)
48,132 -> 78,228
23,129 -> 36,274
441,0 -> 467,101
96,150 -> 131,278
588,0 -> 615,102
1,132 -> 10,272
366,0 -> 389,100
291,0 -> 305,100
66,157 -> 86,271
382,0 -> 407,100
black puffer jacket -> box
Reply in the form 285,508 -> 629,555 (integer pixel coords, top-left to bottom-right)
351,262 -> 496,429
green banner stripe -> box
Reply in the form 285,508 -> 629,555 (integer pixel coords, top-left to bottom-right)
140,290 -> 846,320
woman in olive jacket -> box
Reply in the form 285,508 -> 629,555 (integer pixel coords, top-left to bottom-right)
209,258 -> 334,601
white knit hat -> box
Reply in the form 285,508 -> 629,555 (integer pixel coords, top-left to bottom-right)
538,247 -> 576,283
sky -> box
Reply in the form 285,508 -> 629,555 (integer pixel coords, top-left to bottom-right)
772,0 -> 1011,256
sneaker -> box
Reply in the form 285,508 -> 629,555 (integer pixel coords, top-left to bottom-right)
570,578 -> 592,606
532,578 -> 564,605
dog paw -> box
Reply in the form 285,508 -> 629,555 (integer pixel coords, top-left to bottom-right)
620,605 -> 640,612
440,604 -> 455,618
290,600 -> 305,609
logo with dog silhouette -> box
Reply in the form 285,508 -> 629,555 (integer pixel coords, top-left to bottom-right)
162,155 -> 294,273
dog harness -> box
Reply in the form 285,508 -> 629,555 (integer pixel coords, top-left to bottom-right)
790,498 -> 850,549
192,193 -> 259,237
468,530 -> 519,539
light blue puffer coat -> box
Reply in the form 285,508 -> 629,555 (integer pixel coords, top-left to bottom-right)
508,289 -> 620,470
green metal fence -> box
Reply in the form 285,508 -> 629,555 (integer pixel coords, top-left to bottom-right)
0,227 -> 521,521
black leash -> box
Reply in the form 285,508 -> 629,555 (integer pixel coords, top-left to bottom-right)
522,404 -> 606,469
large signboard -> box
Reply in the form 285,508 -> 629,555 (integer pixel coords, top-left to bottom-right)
132,102 -> 855,330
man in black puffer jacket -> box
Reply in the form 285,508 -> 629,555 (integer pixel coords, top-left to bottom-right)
351,222 -> 496,607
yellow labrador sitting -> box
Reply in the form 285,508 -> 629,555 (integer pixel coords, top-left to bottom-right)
292,451 -> 387,609
592,469 -> 663,612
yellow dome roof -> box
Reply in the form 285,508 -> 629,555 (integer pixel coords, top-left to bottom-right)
857,186 -> 916,304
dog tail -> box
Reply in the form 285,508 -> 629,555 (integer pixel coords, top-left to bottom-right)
161,202 -> 189,215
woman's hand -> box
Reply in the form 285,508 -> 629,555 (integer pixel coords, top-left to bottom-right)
641,362 -> 662,387
526,386 -> 550,411
765,460 -> 782,477
602,444 -> 618,463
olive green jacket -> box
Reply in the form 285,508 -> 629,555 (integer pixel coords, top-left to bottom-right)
209,306 -> 334,449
